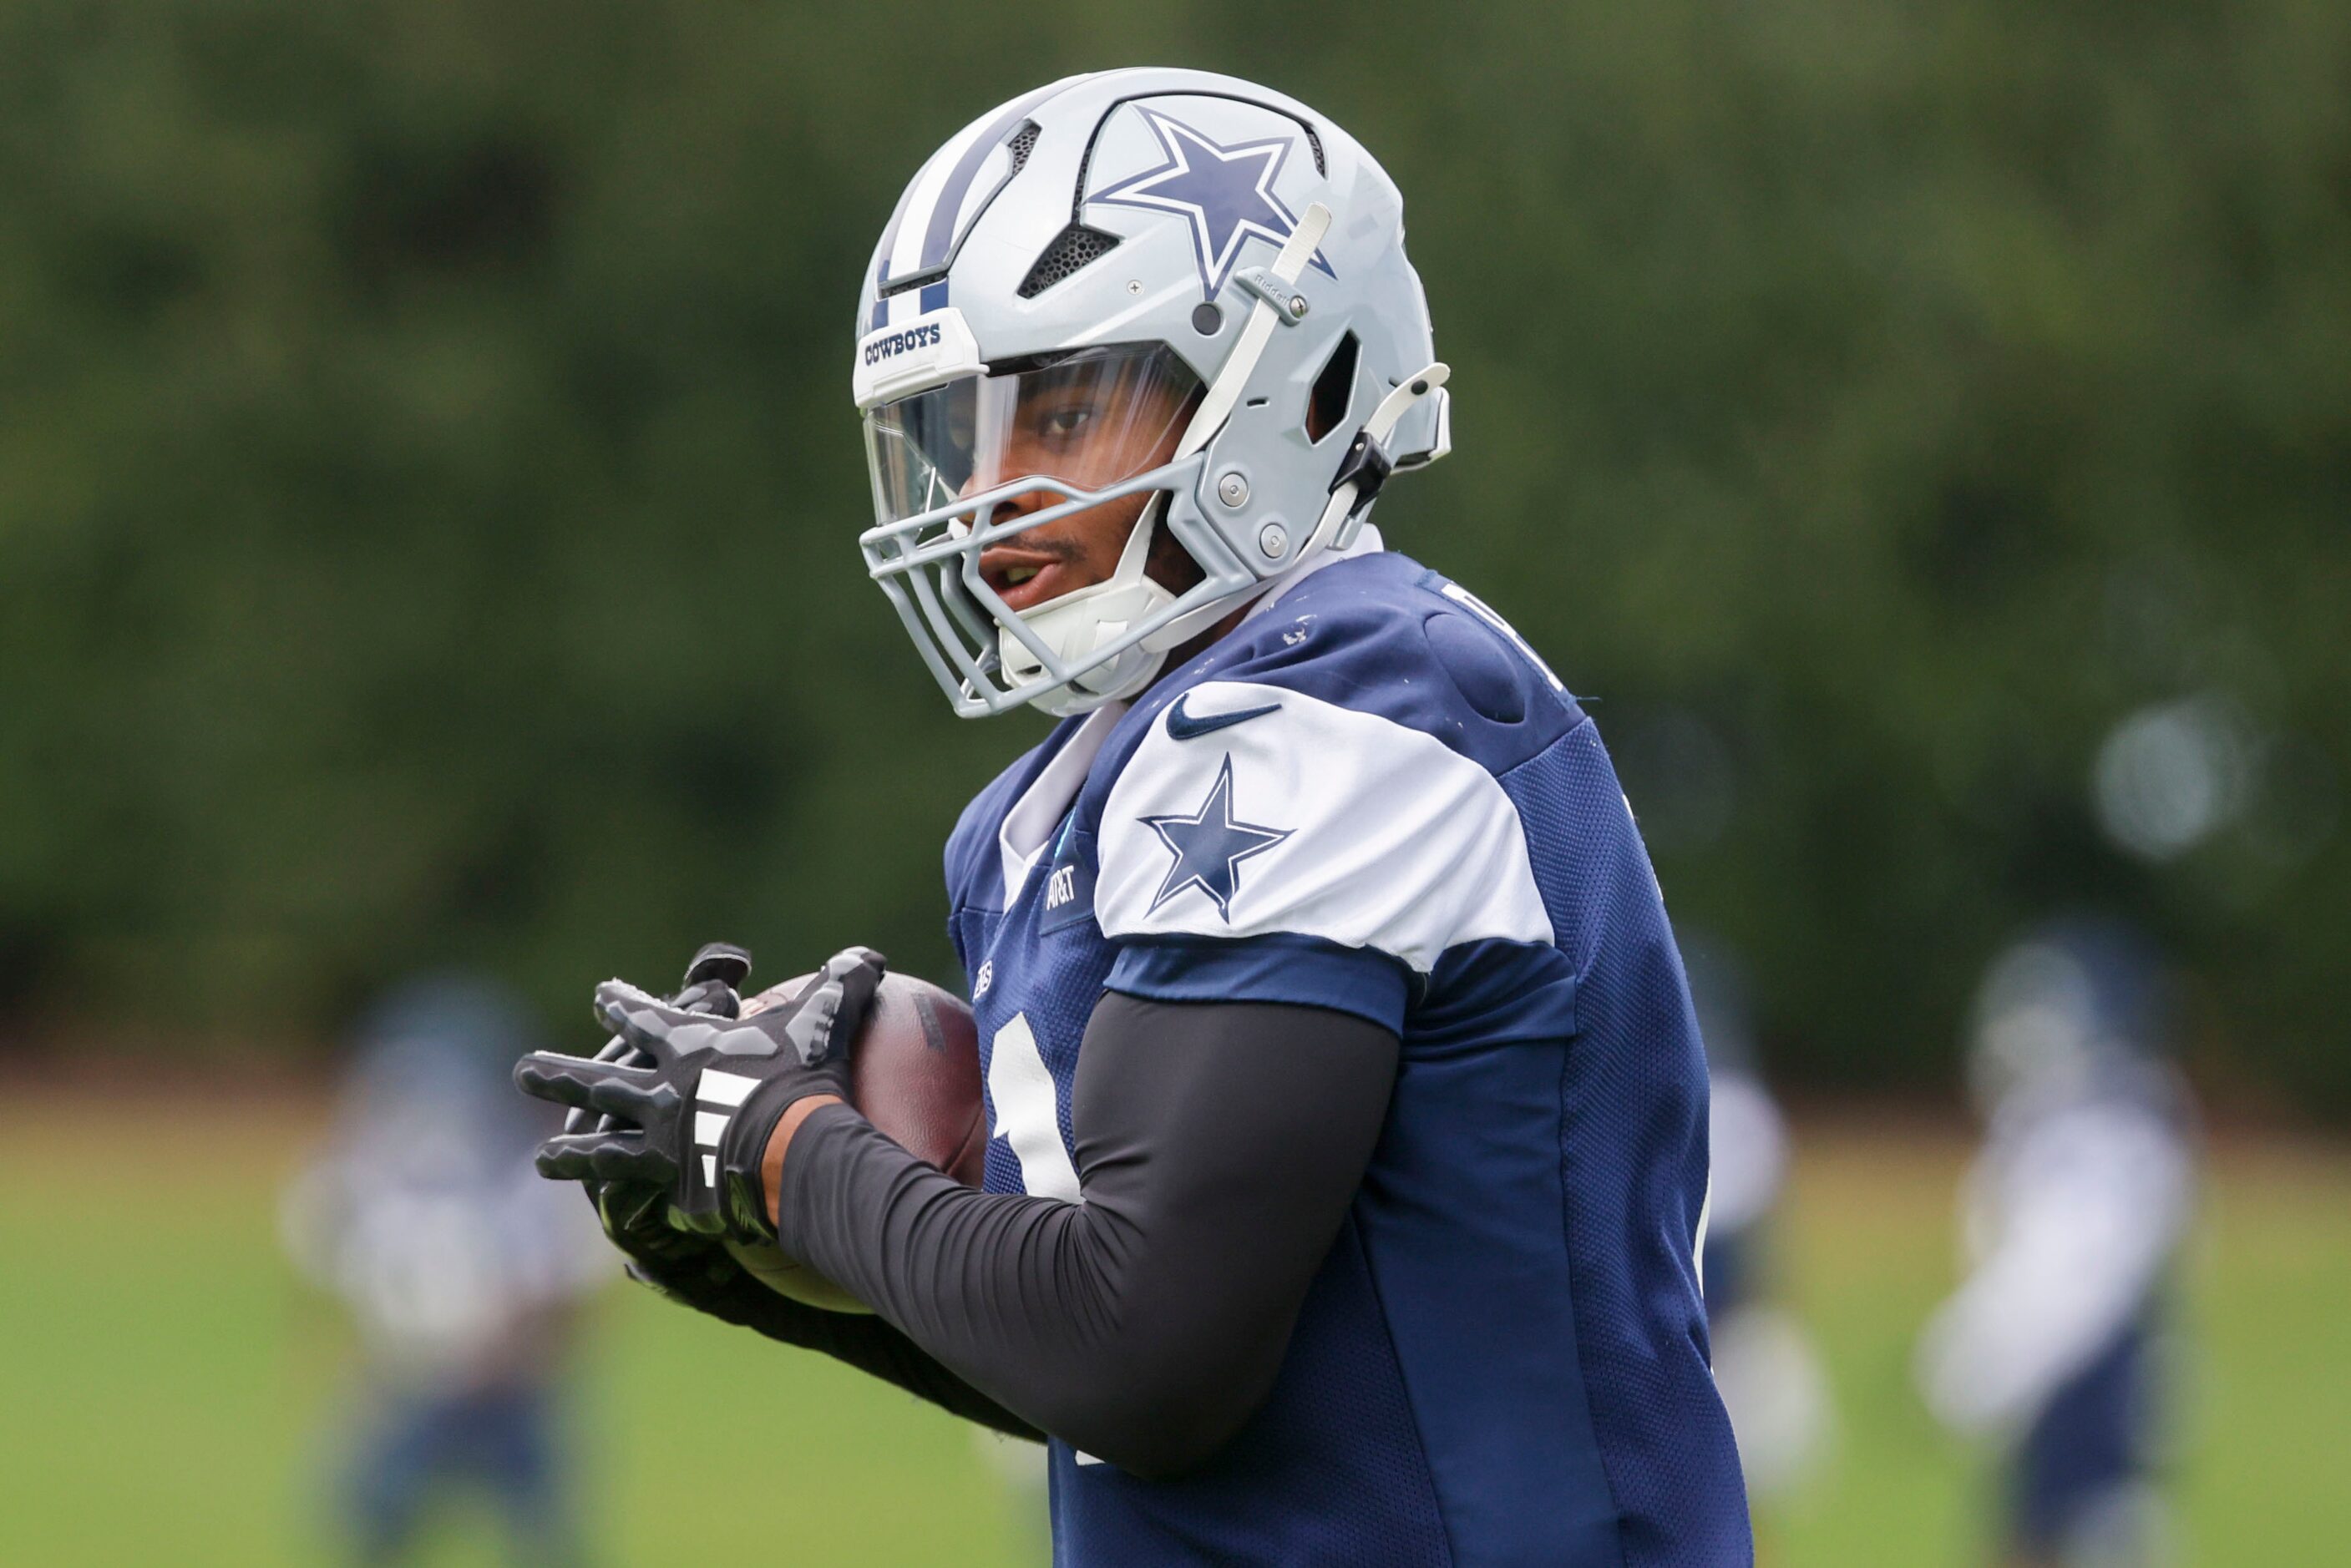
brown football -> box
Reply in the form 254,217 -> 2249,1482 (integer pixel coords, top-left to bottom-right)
721,969 -> 984,1313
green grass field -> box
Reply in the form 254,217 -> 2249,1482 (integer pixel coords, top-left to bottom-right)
2,1092 -> 2344,1565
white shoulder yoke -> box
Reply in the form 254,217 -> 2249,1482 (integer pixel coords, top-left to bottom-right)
1097,681 -> 1553,971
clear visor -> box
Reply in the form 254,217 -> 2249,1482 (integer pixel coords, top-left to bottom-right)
863,342 -> 1201,528
859,342 -> 1217,717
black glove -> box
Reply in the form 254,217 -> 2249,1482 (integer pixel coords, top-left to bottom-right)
590,1175 -> 748,1302
515,945 -> 886,1243
553,943 -> 757,1304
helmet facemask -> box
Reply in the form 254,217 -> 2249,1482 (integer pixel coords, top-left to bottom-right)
861,342 -> 1253,717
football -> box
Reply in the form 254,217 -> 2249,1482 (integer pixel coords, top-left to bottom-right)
721,969 -> 985,1312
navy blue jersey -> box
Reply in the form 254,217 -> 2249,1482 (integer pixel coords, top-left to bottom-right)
945,545 -> 1750,1565
2012,1308 -> 2162,1555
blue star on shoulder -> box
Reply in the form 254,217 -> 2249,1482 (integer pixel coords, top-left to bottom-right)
1140,756 -> 1292,922
1089,108 -> 1336,300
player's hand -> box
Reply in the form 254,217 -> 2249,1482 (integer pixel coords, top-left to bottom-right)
514,945 -> 886,1244
590,1176 -> 750,1302
534,943 -> 755,1302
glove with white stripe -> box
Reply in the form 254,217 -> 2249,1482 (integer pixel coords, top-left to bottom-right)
515,945 -> 884,1243
550,944 -> 752,1305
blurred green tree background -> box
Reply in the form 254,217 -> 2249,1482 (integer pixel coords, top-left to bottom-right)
1,1 -> 2343,1104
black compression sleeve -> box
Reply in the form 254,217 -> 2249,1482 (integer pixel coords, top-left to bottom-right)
773,994 -> 1399,1477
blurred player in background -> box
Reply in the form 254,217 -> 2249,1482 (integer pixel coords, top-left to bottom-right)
1684,935 -> 1834,1514
1916,918 -> 2198,1567
283,974 -> 612,1567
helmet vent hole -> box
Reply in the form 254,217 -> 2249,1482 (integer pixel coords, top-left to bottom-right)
1005,122 -> 1041,176
1305,126 -> 1327,176
1016,222 -> 1123,299
1306,331 -> 1359,443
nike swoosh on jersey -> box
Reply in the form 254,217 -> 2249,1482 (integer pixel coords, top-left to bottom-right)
1166,691 -> 1280,740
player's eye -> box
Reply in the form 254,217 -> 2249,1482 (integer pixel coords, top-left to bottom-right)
1036,405 -> 1092,439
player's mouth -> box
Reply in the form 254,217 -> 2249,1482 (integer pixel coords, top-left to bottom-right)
979,544 -> 1081,614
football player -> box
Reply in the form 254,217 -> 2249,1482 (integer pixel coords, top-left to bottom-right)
284,976 -> 611,1566
519,68 -> 1750,1564
1917,918 -> 2197,1566
1684,935 -> 1834,1509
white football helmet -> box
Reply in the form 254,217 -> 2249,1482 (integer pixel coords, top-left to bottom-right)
854,68 -> 1452,717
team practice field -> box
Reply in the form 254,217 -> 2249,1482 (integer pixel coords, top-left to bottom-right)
3,1087 -> 2342,1565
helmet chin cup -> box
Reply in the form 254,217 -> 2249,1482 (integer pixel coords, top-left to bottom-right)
1018,642 -> 1167,717
999,610 -> 1170,716
996,494 -> 1177,715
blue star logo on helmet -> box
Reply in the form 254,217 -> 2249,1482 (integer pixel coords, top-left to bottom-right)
1089,109 -> 1335,301
1139,756 -> 1293,921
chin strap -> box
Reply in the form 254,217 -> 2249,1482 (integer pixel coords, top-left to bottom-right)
997,491 -> 1170,706
1177,203 -> 1333,460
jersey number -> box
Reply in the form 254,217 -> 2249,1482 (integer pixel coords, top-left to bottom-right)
986,1012 -> 1082,1202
